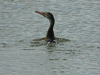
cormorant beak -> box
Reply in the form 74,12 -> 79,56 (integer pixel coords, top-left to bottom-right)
35,11 -> 45,17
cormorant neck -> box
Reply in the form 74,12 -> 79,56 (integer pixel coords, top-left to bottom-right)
49,18 -> 55,28
46,17 -> 55,41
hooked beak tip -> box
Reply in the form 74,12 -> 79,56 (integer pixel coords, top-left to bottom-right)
35,11 -> 39,13
35,11 -> 45,17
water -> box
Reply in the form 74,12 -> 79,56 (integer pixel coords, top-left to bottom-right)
0,0 -> 100,75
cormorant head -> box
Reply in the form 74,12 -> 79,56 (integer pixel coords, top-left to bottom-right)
35,11 -> 55,23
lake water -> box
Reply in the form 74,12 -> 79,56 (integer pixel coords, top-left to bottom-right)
0,0 -> 100,75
